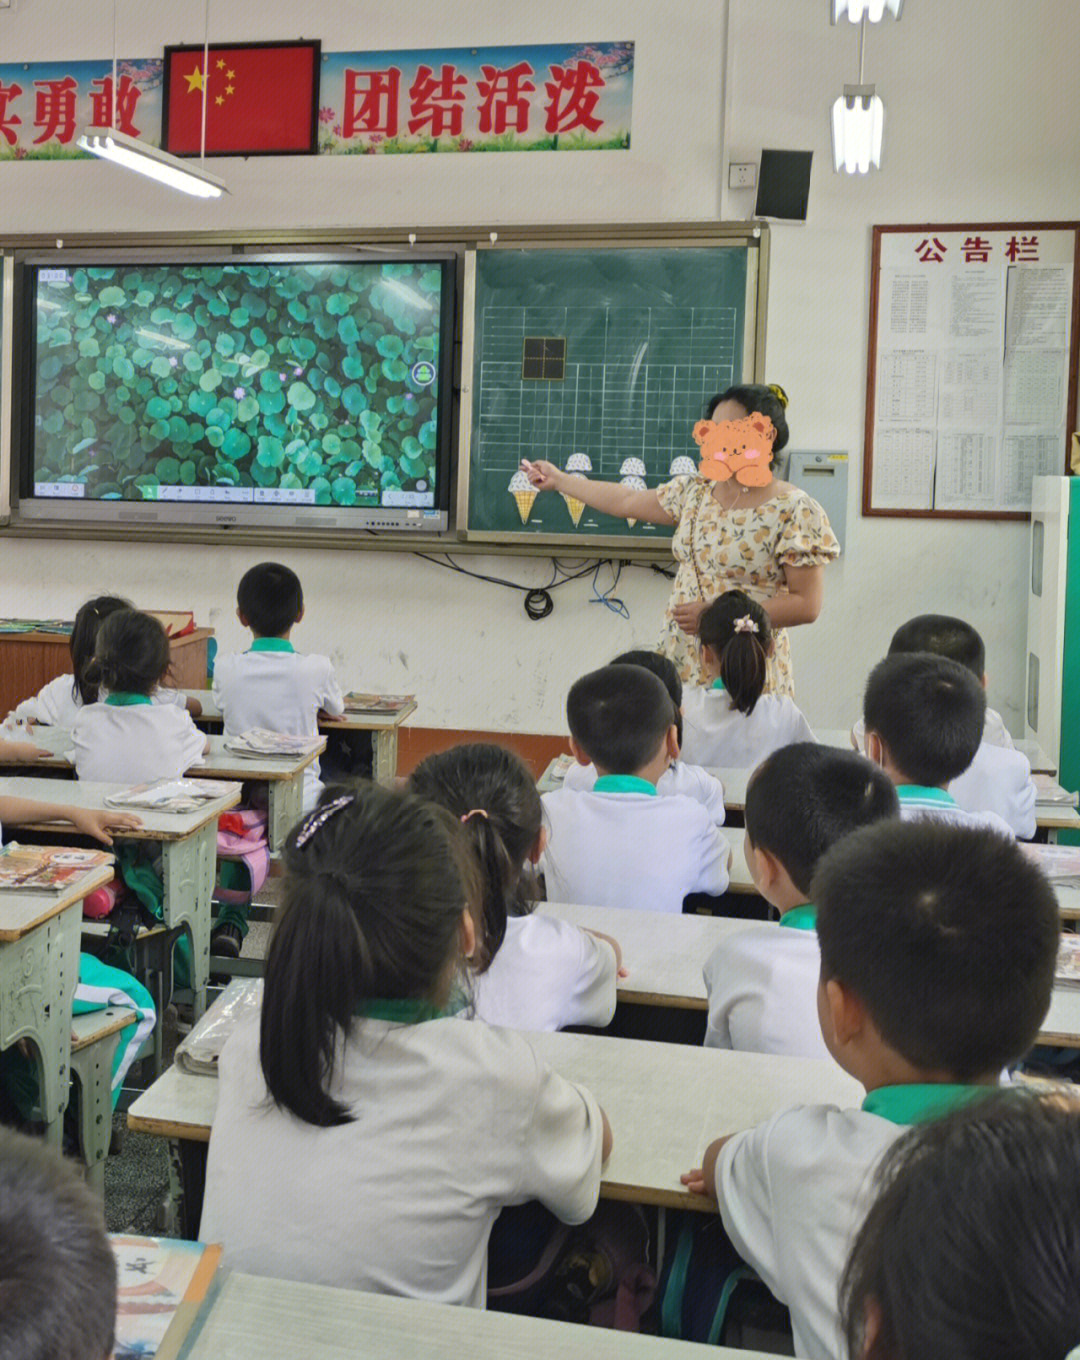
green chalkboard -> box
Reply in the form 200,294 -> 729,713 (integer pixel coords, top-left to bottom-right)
459,238 -> 766,547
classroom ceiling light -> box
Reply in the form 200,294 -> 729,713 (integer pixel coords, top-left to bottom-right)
77,129 -> 229,198
831,0 -> 903,20
832,85 -> 884,173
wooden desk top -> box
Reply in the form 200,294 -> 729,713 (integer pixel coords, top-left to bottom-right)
178,1271 -> 780,1360
71,1005 -> 137,1051
185,690 -> 417,732
128,1028 -> 862,1211
0,776 -> 240,841
0,729 -> 322,782
0,861 -> 112,941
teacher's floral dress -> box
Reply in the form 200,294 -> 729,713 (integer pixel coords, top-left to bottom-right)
655,477 -> 840,696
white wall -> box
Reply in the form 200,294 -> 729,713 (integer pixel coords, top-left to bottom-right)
1,0 -> 1077,732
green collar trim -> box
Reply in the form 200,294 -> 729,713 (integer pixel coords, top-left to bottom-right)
862,1083 -> 990,1125
356,993 -> 468,1024
779,904 -> 817,931
710,678 -> 727,692
248,637 -> 295,653
104,692 -> 153,706
895,785 -> 957,806
593,774 -> 658,796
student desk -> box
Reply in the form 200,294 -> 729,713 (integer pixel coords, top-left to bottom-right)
544,902 -> 1080,1047
183,689 -> 415,782
0,729 -> 320,853
816,727 -> 1058,775
128,1029 -> 862,1226
0,775 -> 240,1027
175,1270 -> 781,1360
0,861 -> 112,1146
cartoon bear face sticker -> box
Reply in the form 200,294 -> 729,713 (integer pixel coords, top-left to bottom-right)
691,414 -> 777,487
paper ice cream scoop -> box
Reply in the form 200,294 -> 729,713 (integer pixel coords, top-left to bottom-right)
669,456 -> 697,477
562,452 -> 592,527
508,469 -> 537,524
620,474 -> 647,527
619,457 -> 646,479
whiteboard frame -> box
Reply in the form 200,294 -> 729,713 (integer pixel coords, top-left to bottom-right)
456,224 -> 770,550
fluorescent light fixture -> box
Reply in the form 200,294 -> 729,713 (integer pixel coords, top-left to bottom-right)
76,128 -> 228,199
832,84 -> 883,173
831,0 -> 903,20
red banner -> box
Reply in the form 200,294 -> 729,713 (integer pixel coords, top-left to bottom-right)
162,41 -> 319,155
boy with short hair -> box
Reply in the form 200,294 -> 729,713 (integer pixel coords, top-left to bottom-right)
212,562 -> 344,952
861,652 -> 1013,834
683,820 -> 1059,1360
853,614 -> 1035,836
0,1127 -> 118,1360
704,744 -> 899,1056
541,664 -> 731,913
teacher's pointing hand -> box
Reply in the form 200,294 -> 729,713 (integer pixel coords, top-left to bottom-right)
520,459 -> 565,493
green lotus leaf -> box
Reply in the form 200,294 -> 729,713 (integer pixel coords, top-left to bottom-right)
161,382 -> 179,398
213,462 -> 240,484
182,350 -> 204,373
311,477 -> 332,505
173,314 -> 197,341
251,460 -> 278,487
258,370 -> 282,392
337,316 -> 360,345
241,292 -> 266,317
265,415 -> 288,438
98,286 -> 125,306
287,381 -> 316,411
288,300 -> 308,323
155,456 -> 181,482
402,435 -> 422,458
376,334 -> 403,359
214,333 -> 235,357
146,396 -> 171,421
40,356 -> 63,381
169,416 -> 188,442
364,373 -> 379,394
331,476 -> 357,505
381,358 -> 408,383
150,356 -> 172,378
419,419 -> 437,449
207,297 -> 229,317
87,371 -> 107,392
43,411 -> 64,434
206,426 -> 225,448
134,474 -> 158,493
237,395 -> 259,422
363,441 -> 382,468
74,391 -> 100,413
256,435 -> 285,468
321,433 -> 342,457
151,419 -> 171,440
326,293 -> 351,316
322,375 -> 341,398
206,406 -> 229,428
247,349 -> 270,372
117,407 -> 136,425
293,337 -> 316,361
249,326 -> 267,347
259,390 -> 285,415
313,314 -> 336,340
199,369 -> 222,392
342,384 -> 367,416
111,355 -> 134,382
279,472 -> 303,491
297,450 -> 322,477
72,270 -> 88,292
78,338 -> 100,358
222,428 -> 251,461
402,455 -> 427,479
386,396 -> 404,414
309,413 -> 328,431
188,391 -> 214,418
230,308 -> 249,328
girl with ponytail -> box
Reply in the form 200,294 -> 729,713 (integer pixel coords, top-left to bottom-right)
200,780 -> 610,1306
681,591 -> 817,768
410,743 -> 621,1032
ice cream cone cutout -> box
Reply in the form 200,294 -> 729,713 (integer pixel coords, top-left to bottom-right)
508,470 -> 538,524
562,452 -> 592,527
691,414 -> 777,487
619,457 -> 647,527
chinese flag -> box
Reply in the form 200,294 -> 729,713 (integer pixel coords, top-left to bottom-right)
163,41 -> 319,155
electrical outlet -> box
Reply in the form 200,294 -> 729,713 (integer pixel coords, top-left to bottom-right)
728,162 -> 757,190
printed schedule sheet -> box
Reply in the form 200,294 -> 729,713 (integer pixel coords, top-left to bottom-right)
867,227 -> 1076,515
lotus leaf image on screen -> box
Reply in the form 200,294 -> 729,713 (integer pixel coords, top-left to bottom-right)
28,259 -> 447,510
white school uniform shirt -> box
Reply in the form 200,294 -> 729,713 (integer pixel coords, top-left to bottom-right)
895,784 -> 1015,836
563,758 -> 726,826
540,777 -> 730,914
12,675 -> 185,727
852,707 -> 1013,751
703,909 -> 829,1059
718,1084 -> 990,1360
681,683 -> 815,769
949,742 -> 1037,839
212,640 -> 344,811
68,697 -> 206,784
200,1010 -> 603,1307
472,914 -> 618,1032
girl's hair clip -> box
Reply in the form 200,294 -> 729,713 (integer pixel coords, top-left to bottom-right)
733,615 -> 760,634
295,793 -> 355,848
461,809 -> 489,823
766,382 -> 789,409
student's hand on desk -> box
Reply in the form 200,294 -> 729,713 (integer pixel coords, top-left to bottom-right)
68,808 -> 143,845
680,1136 -> 728,1199
671,601 -> 708,636
0,740 -> 48,762
587,928 -> 628,978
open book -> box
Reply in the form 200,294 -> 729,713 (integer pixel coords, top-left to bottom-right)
1033,773 -> 1080,808
342,691 -> 416,715
0,843 -> 111,892
112,1235 -> 222,1360
224,728 -> 323,757
1019,842 -> 1080,886
1056,936 -> 1080,987
175,977 -> 263,1076
105,779 -> 242,813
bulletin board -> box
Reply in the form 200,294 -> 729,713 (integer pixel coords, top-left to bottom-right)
457,228 -> 768,548
863,222 -> 1080,519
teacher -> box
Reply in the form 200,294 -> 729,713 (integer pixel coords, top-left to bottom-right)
522,384 -> 839,696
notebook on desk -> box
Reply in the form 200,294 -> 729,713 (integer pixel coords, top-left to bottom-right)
112,1235 -> 222,1360
0,843 -> 111,891
223,729 -> 323,757
342,692 -> 415,715
105,779 -> 242,813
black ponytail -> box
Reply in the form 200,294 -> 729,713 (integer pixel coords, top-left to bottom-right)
699,591 -> 772,715
409,744 -> 543,975
261,783 -> 479,1128
69,595 -> 130,705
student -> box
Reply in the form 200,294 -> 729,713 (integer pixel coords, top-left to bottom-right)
563,649 -> 726,825
852,615 -> 1035,837
200,783 -> 609,1305
212,562 -> 344,813
68,610 -> 208,784
681,592 -> 815,769
0,1127 -> 117,1360
409,743 -> 620,1032
541,664 -> 731,914
840,1091 -> 1080,1360
704,744 -> 899,1056
681,820 -> 1059,1360
10,594 -> 200,726
862,653 -> 1014,834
